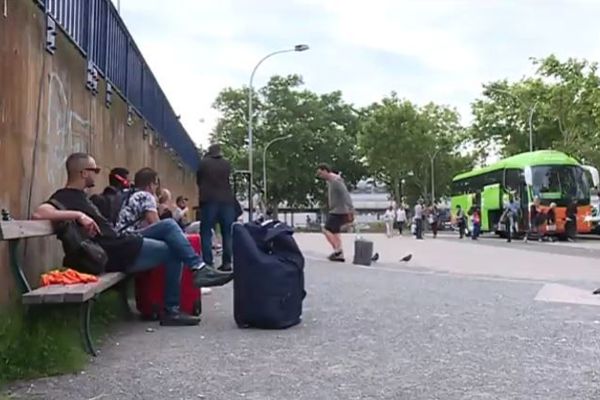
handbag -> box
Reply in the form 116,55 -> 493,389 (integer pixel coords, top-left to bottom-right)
48,199 -> 108,275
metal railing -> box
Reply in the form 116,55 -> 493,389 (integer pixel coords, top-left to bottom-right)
35,0 -> 199,170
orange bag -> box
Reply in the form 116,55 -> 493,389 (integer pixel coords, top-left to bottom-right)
41,268 -> 99,286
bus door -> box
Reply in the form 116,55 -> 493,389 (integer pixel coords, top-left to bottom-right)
505,168 -> 529,231
519,182 -> 530,231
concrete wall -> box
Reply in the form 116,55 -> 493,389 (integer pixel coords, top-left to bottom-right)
0,0 -> 198,305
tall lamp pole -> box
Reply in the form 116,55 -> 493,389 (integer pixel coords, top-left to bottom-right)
247,44 -> 309,221
430,149 -> 441,204
263,134 -> 293,205
487,87 -> 538,152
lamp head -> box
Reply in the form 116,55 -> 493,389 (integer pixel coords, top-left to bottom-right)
294,44 -> 310,52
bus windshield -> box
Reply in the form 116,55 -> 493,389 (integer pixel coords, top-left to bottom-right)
531,165 -> 591,205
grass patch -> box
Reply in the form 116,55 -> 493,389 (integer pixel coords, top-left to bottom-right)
0,292 -> 123,386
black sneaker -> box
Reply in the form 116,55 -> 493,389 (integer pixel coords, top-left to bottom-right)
218,263 -> 233,272
193,265 -> 233,288
328,252 -> 345,262
160,311 -> 201,326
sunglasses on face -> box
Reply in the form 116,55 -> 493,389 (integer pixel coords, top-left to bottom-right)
83,167 -> 101,174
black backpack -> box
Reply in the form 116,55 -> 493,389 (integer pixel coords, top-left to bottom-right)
90,187 -> 126,226
48,199 -> 108,275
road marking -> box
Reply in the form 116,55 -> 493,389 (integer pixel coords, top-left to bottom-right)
535,283 -> 600,306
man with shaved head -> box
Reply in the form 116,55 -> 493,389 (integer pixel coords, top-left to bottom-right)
33,153 -> 232,326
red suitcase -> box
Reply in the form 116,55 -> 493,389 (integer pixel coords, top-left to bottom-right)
135,233 -> 202,320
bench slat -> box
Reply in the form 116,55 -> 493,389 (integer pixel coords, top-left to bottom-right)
22,272 -> 126,304
0,220 -> 55,240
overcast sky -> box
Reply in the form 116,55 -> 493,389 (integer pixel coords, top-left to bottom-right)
116,0 -> 600,147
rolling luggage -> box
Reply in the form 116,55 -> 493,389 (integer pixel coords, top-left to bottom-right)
353,237 -> 374,266
134,233 -> 202,320
232,220 -> 305,329
351,219 -> 373,266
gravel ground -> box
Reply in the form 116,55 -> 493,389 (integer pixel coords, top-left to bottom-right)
7,238 -> 600,399
11,231 -> 600,400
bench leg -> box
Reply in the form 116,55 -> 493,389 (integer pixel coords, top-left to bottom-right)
116,278 -> 135,320
80,300 -> 97,357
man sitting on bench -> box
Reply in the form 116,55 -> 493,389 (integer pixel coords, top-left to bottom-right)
32,153 -> 232,327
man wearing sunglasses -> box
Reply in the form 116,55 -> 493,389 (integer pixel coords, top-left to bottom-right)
32,153 -> 233,326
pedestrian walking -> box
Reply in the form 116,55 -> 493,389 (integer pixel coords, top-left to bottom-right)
501,194 -> 519,242
384,206 -> 395,238
396,205 -> 407,235
316,163 -> 354,262
428,204 -> 439,238
456,204 -> 466,239
566,198 -> 577,242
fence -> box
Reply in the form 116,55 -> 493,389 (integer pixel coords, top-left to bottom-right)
34,0 -> 199,170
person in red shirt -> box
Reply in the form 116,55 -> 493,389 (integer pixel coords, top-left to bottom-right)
471,207 -> 481,240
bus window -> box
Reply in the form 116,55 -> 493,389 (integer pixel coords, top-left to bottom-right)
531,165 -> 591,205
504,168 -> 523,192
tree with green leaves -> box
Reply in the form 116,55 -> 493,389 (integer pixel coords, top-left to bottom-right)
471,55 -> 600,166
211,74 -> 367,211
358,93 -> 474,203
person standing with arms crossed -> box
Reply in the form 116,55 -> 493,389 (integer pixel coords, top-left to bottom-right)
316,163 -> 354,262
196,144 -> 236,272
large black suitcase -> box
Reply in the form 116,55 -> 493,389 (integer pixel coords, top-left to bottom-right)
232,220 -> 306,329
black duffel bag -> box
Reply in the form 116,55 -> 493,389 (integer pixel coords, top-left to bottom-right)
232,220 -> 306,329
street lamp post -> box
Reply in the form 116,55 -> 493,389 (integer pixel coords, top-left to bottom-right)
487,87 -> 538,152
247,44 -> 309,221
430,149 -> 441,204
399,171 -> 414,203
262,134 -> 293,206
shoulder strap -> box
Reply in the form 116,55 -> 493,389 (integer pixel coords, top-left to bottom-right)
48,198 -> 66,211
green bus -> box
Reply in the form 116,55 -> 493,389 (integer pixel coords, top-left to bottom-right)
450,150 -> 593,236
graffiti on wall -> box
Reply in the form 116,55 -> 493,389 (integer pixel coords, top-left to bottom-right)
45,73 -> 90,189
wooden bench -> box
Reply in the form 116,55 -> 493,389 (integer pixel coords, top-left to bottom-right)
0,219 -> 130,356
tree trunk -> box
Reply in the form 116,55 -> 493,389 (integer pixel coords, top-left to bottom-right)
391,177 -> 400,203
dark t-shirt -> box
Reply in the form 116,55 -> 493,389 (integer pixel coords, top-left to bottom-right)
159,208 -> 173,220
48,188 -> 143,272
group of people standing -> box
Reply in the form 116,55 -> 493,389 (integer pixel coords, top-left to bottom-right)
453,191 -> 578,242
383,201 -> 441,239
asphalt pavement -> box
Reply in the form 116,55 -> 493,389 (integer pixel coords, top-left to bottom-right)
6,233 -> 600,399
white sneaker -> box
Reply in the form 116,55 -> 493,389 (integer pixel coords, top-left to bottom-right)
201,287 -> 213,295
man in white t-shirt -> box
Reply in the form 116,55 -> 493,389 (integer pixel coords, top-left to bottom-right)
395,205 -> 407,235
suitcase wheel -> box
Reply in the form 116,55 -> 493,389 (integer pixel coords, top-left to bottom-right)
192,299 -> 202,316
150,304 -> 161,321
